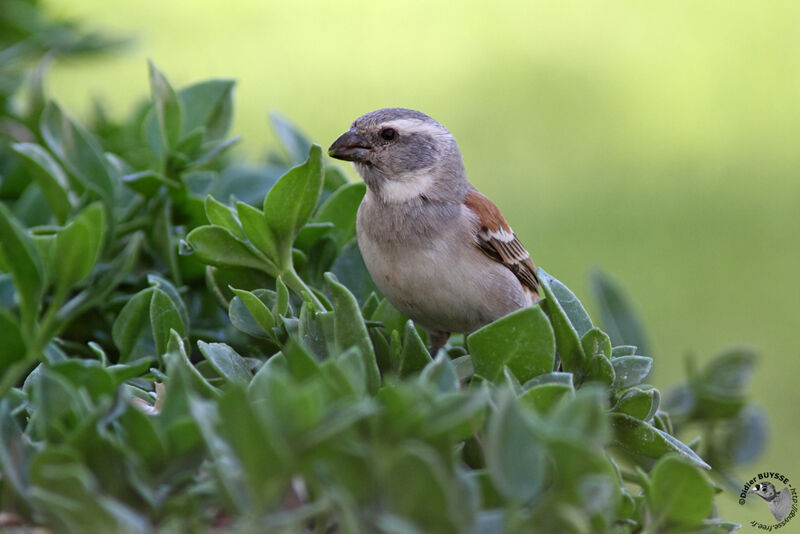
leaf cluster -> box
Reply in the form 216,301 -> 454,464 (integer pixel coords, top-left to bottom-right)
0,41 -> 763,534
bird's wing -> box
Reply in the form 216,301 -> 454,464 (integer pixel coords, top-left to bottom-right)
464,190 -> 540,298
772,489 -> 792,521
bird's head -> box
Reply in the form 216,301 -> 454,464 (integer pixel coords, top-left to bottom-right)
328,108 -> 467,203
750,482 -> 777,501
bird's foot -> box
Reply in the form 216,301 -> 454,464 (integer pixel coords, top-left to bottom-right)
427,330 -> 450,356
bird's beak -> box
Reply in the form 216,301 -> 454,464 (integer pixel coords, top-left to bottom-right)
328,131 -> 372,162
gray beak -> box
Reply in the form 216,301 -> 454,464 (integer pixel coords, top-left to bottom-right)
328,131 -> 371,162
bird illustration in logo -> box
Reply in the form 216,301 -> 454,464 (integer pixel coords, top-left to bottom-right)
749,482 -> 792,522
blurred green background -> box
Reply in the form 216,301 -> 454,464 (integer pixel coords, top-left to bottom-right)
44,0 -> 800,520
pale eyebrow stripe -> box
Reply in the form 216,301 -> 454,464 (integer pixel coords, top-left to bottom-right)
379,119 -> 448,137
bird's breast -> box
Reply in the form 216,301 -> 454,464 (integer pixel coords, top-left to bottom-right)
356,199 -> 530,333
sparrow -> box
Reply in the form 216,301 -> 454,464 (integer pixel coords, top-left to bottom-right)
749,482 -> 792,522
328,108 -> 539,355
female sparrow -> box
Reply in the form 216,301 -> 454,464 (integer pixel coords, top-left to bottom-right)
329,108 -> 539,354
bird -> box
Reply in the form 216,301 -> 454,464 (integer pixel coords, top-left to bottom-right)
328,108 -> 539,355
749,482 -> 792,522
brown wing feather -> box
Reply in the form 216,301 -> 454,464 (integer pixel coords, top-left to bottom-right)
465,191 -> 540,298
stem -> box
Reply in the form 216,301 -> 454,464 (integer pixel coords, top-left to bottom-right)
619,467 -> 643,485
0,284 -> 70,398
116,216 -> 150,236
0,354 -> 36,398
282,267 -> 325,312
38,283 -> 69,342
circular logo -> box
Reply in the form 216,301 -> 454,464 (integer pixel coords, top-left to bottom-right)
739,471 -> 796,529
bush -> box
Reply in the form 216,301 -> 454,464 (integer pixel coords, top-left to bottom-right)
0,12 -> 764,534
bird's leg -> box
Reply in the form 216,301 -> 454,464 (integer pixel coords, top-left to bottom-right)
427,330 -> 450,356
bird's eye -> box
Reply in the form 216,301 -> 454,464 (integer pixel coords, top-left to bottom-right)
380,127 -> 397,141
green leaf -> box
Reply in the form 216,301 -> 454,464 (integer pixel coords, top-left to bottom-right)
204,265 -> 275,309
147,274 -> 189,331
274,275 -> 289,317
148,60 -> 182,151
519,382 -> 573,414
121,170 -> 180,196
584,354 -> 615,387
41,101 -> 115,202
0,310 -> 26,367
613,387 -> 660,421
0,400 -> 33,502
539,277 -> 585,375
325,273 -> 381,395
384,442 -> 461,533
650,455 -> 713,526
230,287 -> 275,333
13,184 -> 51,227
663,384 -> 695,421
722,406 -> 767,463
361,292 -> 380,319
204,195 -> 245,239
301,398 -> 376,451
336,345 -> 369,396
421,389 -> 487,441
198,341 -> 251,385
156,351 -> 206,450
29,446 -> 151,533
149,287 -> 185,358
282,339 -> 322,382
167,331 -> 219,397
611,356 -> 652,389
112,287 -> 156,362
419,352 -> 460,393
546,386 -> 609,447
263,145 -> 324,264
27,55 -> 49,124
228,289 -> 276,338
324,166 -> 349,192
581,328 -> 611,358
185,226 -> 277,274
187,136 -> 241,167
399,320 -> 432,377
217,385 -> 285,505
59,232 -> 143,320
177,126 -> 206,155
294,222 -> 335,250
589,269 -> 650,355
312,182 -> 365,249
467,305 -> 555,383
270,111 -> 312,164
523,372 -> 574,388
53,202 -> 106,292
372,298 -> 408,336
701,347 -> 756,394
612,345 -> 637,357
28,367 -> 80,442
486,392 -> 546,502
0,204 -> 43,330
610,413 -> 711,469
106,357 -> 155,385
116,401 -> 167,469
236,201 -> 279,261
297,300 -> 327,360
49,359 -> 115,400
179,79 -> 234,141
12,142 -> 73,224
653,411 -> 674,436
539,270 -> 593,336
